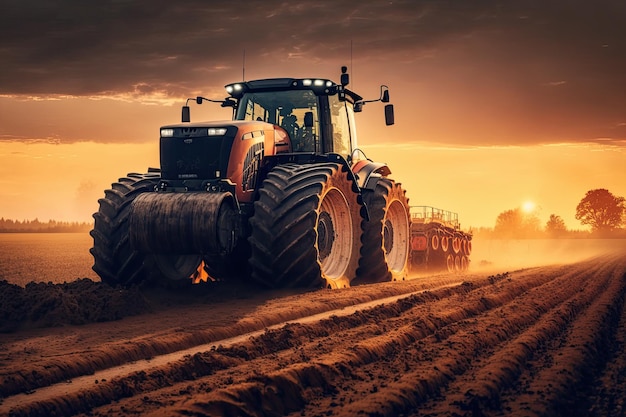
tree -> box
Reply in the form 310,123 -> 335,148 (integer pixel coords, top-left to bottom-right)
575,189 -> 625,233
494,208 -> 541,238
545,214 -> 567,237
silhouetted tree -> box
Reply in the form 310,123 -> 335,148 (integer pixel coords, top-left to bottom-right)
575,189 -> 625,233
494,208 -> 541,238
545,214 -> 567,237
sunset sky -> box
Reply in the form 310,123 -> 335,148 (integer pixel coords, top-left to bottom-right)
1,0 -> 625,230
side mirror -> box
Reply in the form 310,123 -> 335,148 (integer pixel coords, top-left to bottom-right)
384,104 -> 394,126
182,106 -> 190,123
304,111 -> 314,128
340,66 -> 349,86
381,89 -> 390,103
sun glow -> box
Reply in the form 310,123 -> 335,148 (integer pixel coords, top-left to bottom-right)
522,201 -> 536,213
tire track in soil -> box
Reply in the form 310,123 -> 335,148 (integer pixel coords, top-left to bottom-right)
2,255 -> 625,417
0,275 -> 463,398
1,277 -> 468,416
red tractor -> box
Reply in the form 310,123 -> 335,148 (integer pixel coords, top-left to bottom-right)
91,67 -> 469,288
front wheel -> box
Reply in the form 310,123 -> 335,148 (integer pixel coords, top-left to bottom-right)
90,172 -> 160,287
356,178 -> 410,283
248,163 -> 362,289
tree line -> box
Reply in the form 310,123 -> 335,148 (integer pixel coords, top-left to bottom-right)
1,189 -> 624,237
0,218 -> 92,233
476,188 -> 626,239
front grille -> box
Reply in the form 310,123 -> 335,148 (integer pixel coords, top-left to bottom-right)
160,128 -> 236,180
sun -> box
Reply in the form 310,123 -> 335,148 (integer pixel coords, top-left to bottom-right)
522,201 -> 536,213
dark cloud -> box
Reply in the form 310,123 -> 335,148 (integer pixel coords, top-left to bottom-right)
0,0 -> 624,145
0,0 -> 538,95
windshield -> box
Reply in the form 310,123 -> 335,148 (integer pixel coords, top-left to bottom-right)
235,90 -> 321,152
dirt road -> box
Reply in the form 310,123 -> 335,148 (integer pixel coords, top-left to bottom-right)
1,253 -> 626,416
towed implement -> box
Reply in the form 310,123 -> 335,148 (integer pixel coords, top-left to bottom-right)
409,206 -> 472,273
90,67 -> 471,289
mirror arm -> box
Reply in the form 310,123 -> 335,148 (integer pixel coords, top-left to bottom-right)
182,96 -> 236,122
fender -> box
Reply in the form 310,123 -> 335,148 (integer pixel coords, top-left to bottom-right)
351,160 -> 392,190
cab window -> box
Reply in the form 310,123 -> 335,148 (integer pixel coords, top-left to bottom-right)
236,90 -> 320,152
328,94 -> 356,157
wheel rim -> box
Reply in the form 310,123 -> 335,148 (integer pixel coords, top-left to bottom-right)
441,236 -> 449,252
152,254 -> 202,281
454,255 -> 461,271
446,254 -> 455,272
384,200 -> 409,274
461,256 -> 468,271
318,187 -> 352,280
431,234 -> 439,251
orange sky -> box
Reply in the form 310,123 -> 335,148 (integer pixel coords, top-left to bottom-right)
1,1 -> 625,229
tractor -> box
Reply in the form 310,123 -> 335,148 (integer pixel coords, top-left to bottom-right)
91,67 -> 468,289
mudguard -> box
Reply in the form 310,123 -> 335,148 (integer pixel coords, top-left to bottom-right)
351,160 -> 392,190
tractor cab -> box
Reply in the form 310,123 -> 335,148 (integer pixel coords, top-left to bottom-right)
225,77 -> 360,158
180,67 -> 394,161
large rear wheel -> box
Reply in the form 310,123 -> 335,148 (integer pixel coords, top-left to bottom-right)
356,178 -> 410,283
249,163 -> 362,289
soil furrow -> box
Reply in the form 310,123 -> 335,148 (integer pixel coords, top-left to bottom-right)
588,263 -> 626,417
90,263 -> 585,416
328,256 -> 617,416
0,275 -> 465,398
501,256 -> 626,417
417,253 -> 623,416
3,280 -> 479,416
2,254 -> 625,417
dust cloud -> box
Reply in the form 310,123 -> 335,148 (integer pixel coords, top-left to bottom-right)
73,179 -> 101,221
470,238 -> 626,271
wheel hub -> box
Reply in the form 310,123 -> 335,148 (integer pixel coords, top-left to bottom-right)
317,211 -> 335,260
383,219 -> 394,254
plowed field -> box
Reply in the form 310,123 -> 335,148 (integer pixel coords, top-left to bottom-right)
1,251 -> 626,416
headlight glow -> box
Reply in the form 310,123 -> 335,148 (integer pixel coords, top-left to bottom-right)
208,128 -> 228,136
161,128 -> 174,137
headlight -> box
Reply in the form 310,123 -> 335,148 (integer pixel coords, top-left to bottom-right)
208,128 -> 228,136
161,128 -> 174,137
225,83 -> 244,97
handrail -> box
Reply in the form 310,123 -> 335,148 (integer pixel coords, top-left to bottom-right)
409,206 -> 460,229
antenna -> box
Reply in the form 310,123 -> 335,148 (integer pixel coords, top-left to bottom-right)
350,40 -> 353,88
242,49 -> 246,81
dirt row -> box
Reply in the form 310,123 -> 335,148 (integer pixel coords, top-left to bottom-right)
1,254 -> 625,416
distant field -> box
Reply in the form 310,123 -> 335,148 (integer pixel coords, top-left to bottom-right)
0,233 -> 623,287
0,233 -> 99,286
